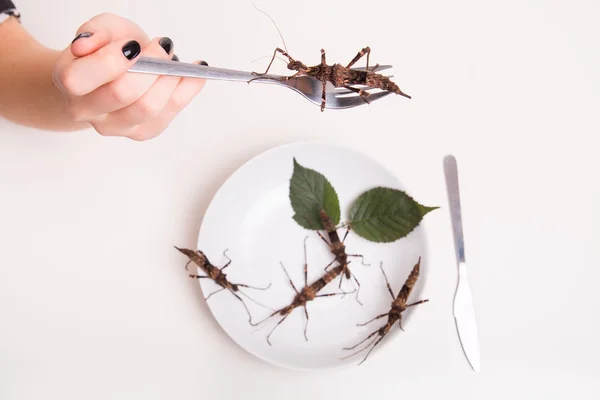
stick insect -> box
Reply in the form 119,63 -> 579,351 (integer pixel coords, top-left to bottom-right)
341,257 -> 429,365
309,209 -> 369,305
250,47 -> 411,111
174,247 -> 272,325
253,237 -> 354,345
249,4 -> 411,111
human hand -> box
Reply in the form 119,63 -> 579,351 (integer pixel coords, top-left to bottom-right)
52,13 -> 206,141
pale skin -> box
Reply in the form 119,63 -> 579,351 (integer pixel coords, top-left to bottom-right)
0,13 -> 207,140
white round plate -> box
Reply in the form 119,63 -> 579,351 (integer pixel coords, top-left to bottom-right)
196,141 -> 429,370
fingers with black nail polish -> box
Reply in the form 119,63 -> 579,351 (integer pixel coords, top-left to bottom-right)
199,61 -> 208,66
171,54 -> 180,62
122,40 -> 141,60
159,37 -> 173,54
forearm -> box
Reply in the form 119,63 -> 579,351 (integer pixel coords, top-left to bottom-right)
0,17 -> 89,131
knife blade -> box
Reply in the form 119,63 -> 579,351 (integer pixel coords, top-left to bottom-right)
443,155 -> 481,372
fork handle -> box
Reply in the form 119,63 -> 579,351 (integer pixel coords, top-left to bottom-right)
128,56 -> 281,83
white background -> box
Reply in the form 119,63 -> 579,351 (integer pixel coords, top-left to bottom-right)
1,0 -> 599,398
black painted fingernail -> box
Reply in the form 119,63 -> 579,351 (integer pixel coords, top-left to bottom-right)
159,37 -> 173,54
171,54 -> 180,62
72,32 -> 92,44
122,40 -> 141,60
199,61 -> 208,66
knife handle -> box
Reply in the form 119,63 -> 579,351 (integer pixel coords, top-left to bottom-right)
444,155 -> 466,264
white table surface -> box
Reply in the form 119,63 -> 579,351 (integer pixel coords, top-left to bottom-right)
1,0 -> 599,399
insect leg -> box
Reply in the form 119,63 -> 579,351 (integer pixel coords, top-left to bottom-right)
303,236 -> 308,287
342,86 -> 371,104
357,335 -> 385,366
320,48 -> 327,111
248,307 -> 281,327
304,216 -> 332,248
266,312 -> 292,346
341,331 -> 386,365
356,313 -> 388,327
342,329 -> 379,351
248,49 -> 303,84
284,70 -> 309,81
254,47 -> 290,76
315,229 -> 331,247
406,299 -> 429,308
350,271 -> 363,306
321,79 -> 327,112
228,289 -> 257,326
315,289 -> 355,298
204,287 -> 226,301
280,262 -> 299,294
248,75 -> 289,84
236,283 -> 272,291
379,262 -> 396,300
345,46 -> 371,69
189,274 -> 209,279
395,300 -> 429,330
341,226 -> 351,243
347,254 -> 371,267
324,257 -> 336,272
221,249 -> 232,270
303,305 -> 309,341
337,266 -> 349,290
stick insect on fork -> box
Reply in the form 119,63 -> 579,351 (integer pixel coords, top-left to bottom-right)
174,247 -> 273,325
341,257 -> 429,365
248,46 -> 410,111
248,3 -> 410,111
252,237 -> 355,346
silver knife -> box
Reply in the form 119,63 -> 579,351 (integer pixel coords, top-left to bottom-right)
443,155 -> 481,372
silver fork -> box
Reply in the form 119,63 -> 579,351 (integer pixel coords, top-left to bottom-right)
128,57 -> 394,110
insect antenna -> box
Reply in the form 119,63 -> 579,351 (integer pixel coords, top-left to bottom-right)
340,324 -> 388,364
236,287 -> 277,313
342,329 -> 379,352
265,313 -> 292,346
341,335 -> 385,366
253,1 -> 289,54
249,308 -> 281,327
227,288 -> 262,326
204,288 -> 226,301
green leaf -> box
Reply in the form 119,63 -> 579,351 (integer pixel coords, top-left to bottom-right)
289,158 -> 340,230
348,187 -> 438,243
